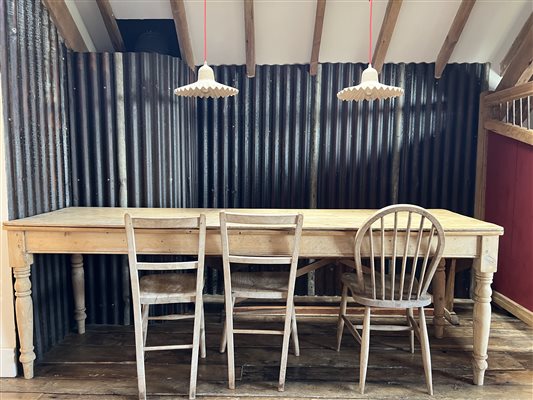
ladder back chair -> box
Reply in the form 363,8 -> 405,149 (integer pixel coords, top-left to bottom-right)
219,211 -> 304,392
336,204 -> 445,395
124,213 -> 207,400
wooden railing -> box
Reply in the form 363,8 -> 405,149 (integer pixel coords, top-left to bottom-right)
484,81 -> 533,146
474,81 -> 533,219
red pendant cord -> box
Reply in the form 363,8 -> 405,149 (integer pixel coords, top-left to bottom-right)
204,0 -> 207,63
369,0 -> 373,65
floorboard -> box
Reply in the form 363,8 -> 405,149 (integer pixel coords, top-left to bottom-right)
1,304 -> 532,399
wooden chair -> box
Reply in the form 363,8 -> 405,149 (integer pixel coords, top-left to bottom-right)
124,213 -> 207,400
336,204 -> 445,395
219,211 -> 304,391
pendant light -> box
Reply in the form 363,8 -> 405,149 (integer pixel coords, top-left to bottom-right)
174,0 -> 238,98
337,0 -> 403,101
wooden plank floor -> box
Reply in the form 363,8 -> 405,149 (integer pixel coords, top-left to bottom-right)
2,303 -> 532,399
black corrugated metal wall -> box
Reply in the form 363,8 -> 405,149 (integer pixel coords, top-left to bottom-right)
199,63 -> 488,295
0,0 -> 73,358
67,52 -> 197,325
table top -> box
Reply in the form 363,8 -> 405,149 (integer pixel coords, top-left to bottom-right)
3,207 -> 504,235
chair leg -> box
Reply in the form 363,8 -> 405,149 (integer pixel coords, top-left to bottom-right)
219,297 -> 235,354
219,317 -> 227,354
419,306 -> 433,395
134,305 -> 147,400
407,308 -> 415,354
291,303 -> 300,357
189,299 -> 203,400
224,295 -> 236,390
200,306 -> 206,359
278,300 -> 294,392
141,304 -> 149,347
359,306 -> 371,395
336,284 -> 349,351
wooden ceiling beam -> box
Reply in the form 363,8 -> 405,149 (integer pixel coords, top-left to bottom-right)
496,14 -> 533,91
434,0 -> 476,79
96,0 -> 125,51
500,13 -> 533,77
310,0 -> 326,76
244,0 -> 256,77
169,0 -> 195,71
42,0 -> 88,52
372,0 -> 402,74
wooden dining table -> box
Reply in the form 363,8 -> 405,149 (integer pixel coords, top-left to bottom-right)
4,207 -> 503,386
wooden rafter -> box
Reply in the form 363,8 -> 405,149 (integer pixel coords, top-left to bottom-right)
96,0 -> 125,51
310,0 -> 326,76
42,0 -> 88,52
434,0 -> 476,79
169,0 -> 195,71
496,13 -> 533,91
372,0 -> 402,74
500,13 -> 533,77
244,0 -> 256,77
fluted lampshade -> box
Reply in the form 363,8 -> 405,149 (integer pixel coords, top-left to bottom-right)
174,0 -> 238,99
337,0 -> 403,102
174,62 -> 238,98
337,65 -> 403,101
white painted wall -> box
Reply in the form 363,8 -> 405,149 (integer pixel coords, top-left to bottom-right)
0,73 -> 18,377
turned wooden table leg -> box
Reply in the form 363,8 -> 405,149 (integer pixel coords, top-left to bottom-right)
433,259 -> 446,338
13,264 -> 36,379
472,236 -> 498,385
71,254 -> 87,334
8,231 -> 36,379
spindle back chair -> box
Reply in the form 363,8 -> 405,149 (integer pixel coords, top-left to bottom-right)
336,204 -> 445,395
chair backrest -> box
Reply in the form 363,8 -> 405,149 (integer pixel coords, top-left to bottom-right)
124,213 -> 207,300
353,205 -> 445,302
219,212 -> 304,279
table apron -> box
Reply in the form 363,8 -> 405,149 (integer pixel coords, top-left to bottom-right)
22,229 -> 483,259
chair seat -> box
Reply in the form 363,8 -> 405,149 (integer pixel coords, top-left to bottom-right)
231,271 -> 289,299
140,273 -> 196,304
342,272 -> 432,307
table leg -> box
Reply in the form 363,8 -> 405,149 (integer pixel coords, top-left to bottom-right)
13,264 -> 36,379
71,254 -> 87,334
8,231 -> 36,379
472,236 -> 498,385
433,259 -> 446,338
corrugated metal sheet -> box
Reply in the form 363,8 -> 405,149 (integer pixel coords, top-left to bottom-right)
198,64 -> 314,209
199,63 -> 488,295
67,51 -> 197,323
0,0 -> 72,358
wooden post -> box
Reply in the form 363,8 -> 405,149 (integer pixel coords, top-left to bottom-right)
474,92 -> 488,220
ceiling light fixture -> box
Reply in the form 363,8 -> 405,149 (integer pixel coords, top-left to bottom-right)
174,0 -> 238,98
337,0 -> 403,102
